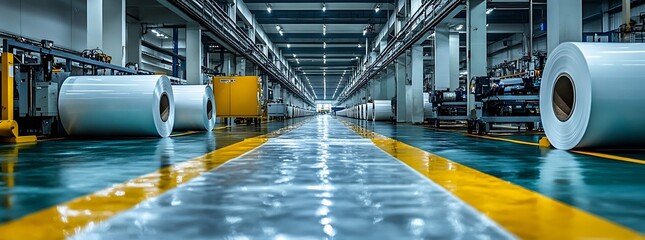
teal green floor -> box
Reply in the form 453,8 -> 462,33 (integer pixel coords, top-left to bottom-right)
2,116 -> 644,234
343,117 -> 645,234
0,118 -> 308,223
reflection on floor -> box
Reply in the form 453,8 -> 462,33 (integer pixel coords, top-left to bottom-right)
74,116 -> 512,239
343,117 -> 645,234
0,119 -> 305,223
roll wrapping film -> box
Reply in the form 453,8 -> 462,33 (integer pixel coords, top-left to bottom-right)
172,85 -> 216,131
541,43 -> 645,150
58,75 -> 175,137
373,100 -> 393,121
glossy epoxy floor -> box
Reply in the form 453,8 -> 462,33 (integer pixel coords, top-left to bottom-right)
344,117 -> 645,234
0,115 -> 643,239
73,116 -> 512,239
0,119 -> 306,224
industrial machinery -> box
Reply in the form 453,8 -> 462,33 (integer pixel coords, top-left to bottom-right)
427,88 -> 468,127
212,75 -> 263,125
268,99 -> 287,120
467,76 -> 541,135
0,38 -> 137,141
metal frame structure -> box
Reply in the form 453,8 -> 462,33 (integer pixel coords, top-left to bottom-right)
166,0 -> 314,106
2,39 -> 137,75
337,0 -> 463,102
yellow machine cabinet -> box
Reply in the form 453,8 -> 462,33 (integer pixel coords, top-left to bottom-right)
212,76 -> 262,118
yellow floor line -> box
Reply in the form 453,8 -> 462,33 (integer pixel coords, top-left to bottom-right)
0,123 -> 306,239
342,121 -> 644,240
212,126 -> 231,130
423,126 -> 645,165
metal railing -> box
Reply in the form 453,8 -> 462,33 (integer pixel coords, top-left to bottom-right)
167,0 -> 314,105
337,0 -> 462,103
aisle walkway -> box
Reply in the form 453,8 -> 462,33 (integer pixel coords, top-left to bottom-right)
74,115 -> 513,239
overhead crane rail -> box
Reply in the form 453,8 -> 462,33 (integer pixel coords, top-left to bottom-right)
166,0 -> 314,106
338,0 -> 462,102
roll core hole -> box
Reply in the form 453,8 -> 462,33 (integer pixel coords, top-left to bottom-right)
159,93 -> 170,122
553,74 -> 575,122
206,100 -> 213,120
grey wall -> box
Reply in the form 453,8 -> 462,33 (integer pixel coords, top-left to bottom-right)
0,0 -> 87,51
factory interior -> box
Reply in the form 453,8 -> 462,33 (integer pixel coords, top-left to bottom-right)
0,0 -> 644,239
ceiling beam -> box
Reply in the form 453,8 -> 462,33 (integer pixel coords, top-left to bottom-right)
253,10 -> 387,21
267,33 -> 373,38
245,0 -> 391,3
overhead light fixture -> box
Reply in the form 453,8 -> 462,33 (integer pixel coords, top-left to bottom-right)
324,59 -> 327,64
287,43 -> 291,48
322,3 -> 326,12
293,53 -> 297,58
486,8 -> 494,15
279,30 -> 284,36
455,25 -> 464,31
375,4 -> 380,13
358,43 -> 362,48
275,25 -> 281,31
355,56 -> 359,59
323,54 -> 326,59
266,4 -> 272,13
363,28 -> 367,36
323,42 -> 327,49
323,24 -> 327,36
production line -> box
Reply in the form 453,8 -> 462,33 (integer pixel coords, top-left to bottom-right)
1,0 -> 645,239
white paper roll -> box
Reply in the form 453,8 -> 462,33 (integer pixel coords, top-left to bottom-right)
172,85 -> 216,131
373,100 -> 393,121
366,102 -> 374,121
59,75 -> 175,137
541,42 -> 645,150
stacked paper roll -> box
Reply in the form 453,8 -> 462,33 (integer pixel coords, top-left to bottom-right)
366,102 -> 374,121
540,42 -> 645,150
172,85 -> 216,131
58,75 -> 175,137
373,100 -> 393,121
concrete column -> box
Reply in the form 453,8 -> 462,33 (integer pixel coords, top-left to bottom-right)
410,44 -> 424,123
102,0 -> 126,66
547,0 -> 581,54
404,51 -> 413,122
435,28 -> 460,91
126,23 -> 142,68
396,56 -> 407,122
236,58 -> 246,76
467,0 -> 487,117
186,24 -> 202,84
223,54 -> 234,75
371,78 -> 381,100
87,0 -> 103,49
387,66 -> 396,99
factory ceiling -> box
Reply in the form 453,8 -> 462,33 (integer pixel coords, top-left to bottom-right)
246,1 -> 392,100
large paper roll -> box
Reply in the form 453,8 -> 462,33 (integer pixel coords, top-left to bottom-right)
59,75 -> 175,137
172,85 -> 216,131
540,43 -> 645,150
373,100 -> 393,121
366,102 -> 374,121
